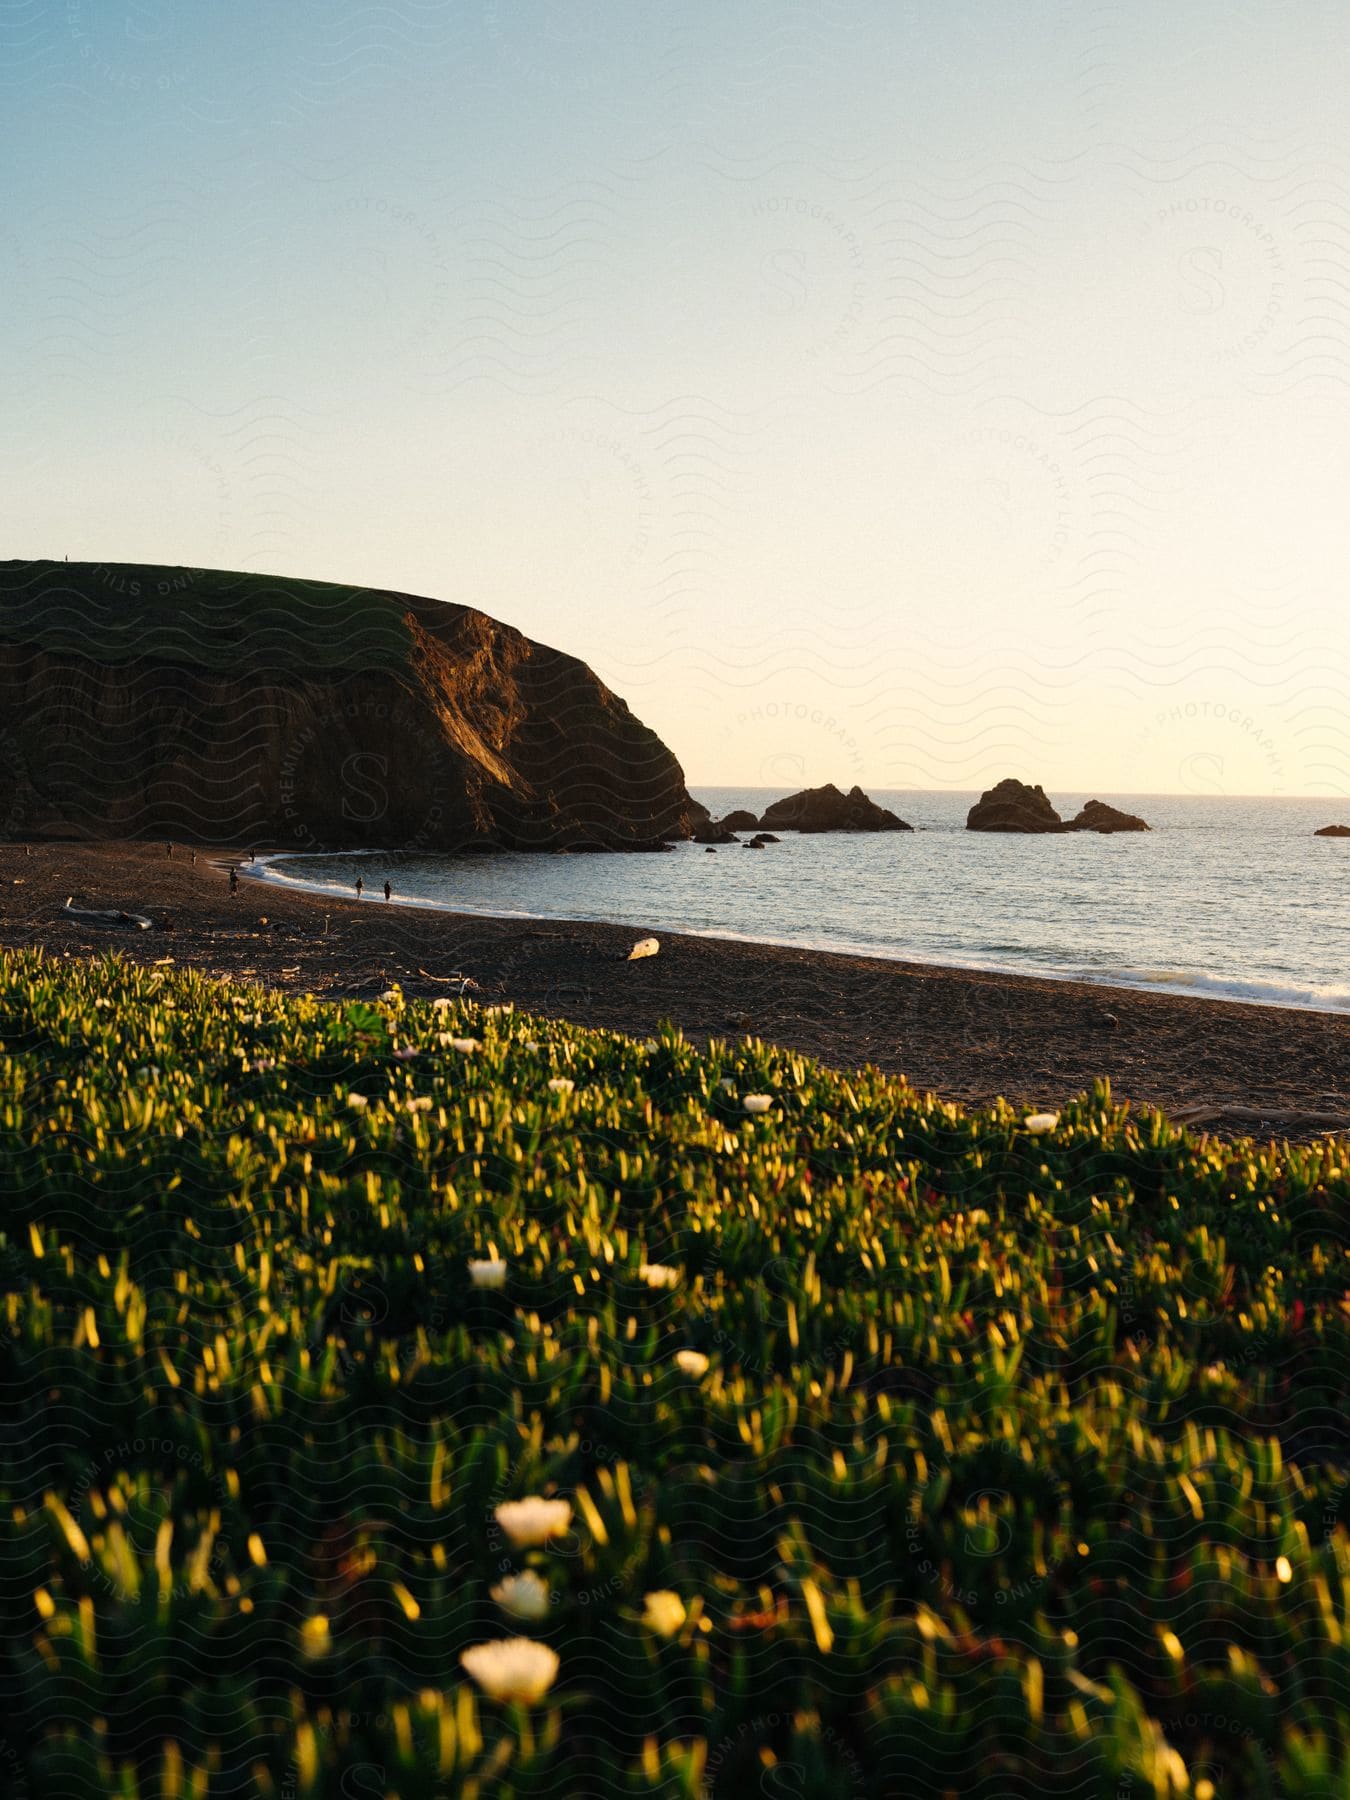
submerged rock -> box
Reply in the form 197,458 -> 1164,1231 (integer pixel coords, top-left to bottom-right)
966,779 -> 1064,833
1065,800 -> 1150,833
758,783 -> 912,833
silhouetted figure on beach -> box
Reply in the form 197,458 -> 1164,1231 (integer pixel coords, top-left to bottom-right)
191,850 -> 197,866
356,876 -> 364,900
384,880 -> 391,902
166,841 -> 173,859
23,844 -> 31,857
249,851 -> 256,863
229,867 -> 238,895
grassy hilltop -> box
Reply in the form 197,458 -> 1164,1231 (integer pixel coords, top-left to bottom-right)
0,561 -> 416,673
1,951 -> 1348,1797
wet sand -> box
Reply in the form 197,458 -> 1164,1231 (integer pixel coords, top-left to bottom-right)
3,839 -> 1348,1138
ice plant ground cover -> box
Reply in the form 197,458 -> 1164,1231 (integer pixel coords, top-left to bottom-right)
0,952 -> 1348,1798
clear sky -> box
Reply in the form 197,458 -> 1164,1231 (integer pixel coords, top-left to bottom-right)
3,2 -> 1348,796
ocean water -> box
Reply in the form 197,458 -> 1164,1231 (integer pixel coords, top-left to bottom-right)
255,790 -> 1350,1013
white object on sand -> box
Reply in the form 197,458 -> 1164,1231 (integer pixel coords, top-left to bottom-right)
628,936 -> 660,961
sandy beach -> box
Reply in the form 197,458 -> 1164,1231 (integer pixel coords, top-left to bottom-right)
3,838 -> 1347,1138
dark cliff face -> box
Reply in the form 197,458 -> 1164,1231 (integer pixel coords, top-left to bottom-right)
0,561 -> 701,851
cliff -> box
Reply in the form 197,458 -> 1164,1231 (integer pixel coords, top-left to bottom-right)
0,561 -> 702,852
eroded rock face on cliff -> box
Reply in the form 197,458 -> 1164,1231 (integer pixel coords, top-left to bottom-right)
1065,800 -> 1150,833
0,561 -> 703,852
758,783 -> 912,833
966,779 -> 1064,833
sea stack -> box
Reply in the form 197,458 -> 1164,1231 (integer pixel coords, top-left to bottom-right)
757,783 -> 912,832
966,782 -> 1150,834
1065,800 -> 1150,833
966,779 -> 1064,833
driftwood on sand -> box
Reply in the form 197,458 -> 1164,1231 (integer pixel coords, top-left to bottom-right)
62,896 -> 153,932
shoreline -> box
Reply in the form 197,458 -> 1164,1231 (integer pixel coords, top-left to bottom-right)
249,847 -> 1348,1017
4,839 -> 1349,1138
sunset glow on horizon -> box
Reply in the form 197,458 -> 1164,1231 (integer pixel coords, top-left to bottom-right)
4,2 -> 1348,797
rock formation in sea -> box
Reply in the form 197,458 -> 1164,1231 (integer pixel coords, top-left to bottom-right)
720,809 -> 759,831
692,817 -> 739,844
1314,824 -> 1350,837
1065,800 -> 1150,833
758,783 -> 912,832
966,781 -> 1152,834
0,560 -> 705,852
966,779 -> 1064,833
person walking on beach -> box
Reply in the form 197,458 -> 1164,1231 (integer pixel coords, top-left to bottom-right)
229,867 -> 238,895
356,876 -> 364,900
384,880 -> 391,902
166,841 -> 173,859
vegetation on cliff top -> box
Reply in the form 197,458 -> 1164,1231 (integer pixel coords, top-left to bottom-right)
0,560 -> 414,672
1,949 -> 1348,1797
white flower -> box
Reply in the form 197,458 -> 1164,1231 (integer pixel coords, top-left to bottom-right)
459,1637 -> 559,1704
1024,1112 -> 1059,1135
468,1258 -> 508,1289
490,1571 -> 551,1621
742,1094 -> 772,1114
641,1590 -> 686,1637
450,1037 -> 480,1053
639,1263 -> 680,1289
379,988 -> 402,1003
392,1046 -> 418,1061
431,997 -> 454,1012
718,1078 -> 736,1093
406,1096 -> 432,1113
346,1093 -> 369,1111
674,1350 -> 709,1379
494,1497 -> 572,1548
524,1039 -> 541,1052
548,1077 -> 575,1094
